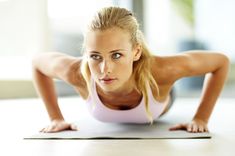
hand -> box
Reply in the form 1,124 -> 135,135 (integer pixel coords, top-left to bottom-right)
40,120 -> 78,133
169,118 -> 209,133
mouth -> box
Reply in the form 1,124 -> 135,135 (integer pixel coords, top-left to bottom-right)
99,77 -> 117,84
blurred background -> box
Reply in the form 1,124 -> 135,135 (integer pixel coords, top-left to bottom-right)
0,0 -> 234,99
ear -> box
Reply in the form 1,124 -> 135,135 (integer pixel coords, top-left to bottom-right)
133,44 -> 142,61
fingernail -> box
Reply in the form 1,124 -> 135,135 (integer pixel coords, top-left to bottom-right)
71,124 -> 77,130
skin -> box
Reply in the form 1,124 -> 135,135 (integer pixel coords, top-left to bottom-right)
32,27 -> 230,133
85,28 -> 140,95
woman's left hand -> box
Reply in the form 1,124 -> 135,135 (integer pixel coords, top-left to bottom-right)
169,118 -> 209,133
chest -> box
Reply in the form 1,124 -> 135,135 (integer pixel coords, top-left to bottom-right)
97,85 -> 171,110
98,89 -> 142,110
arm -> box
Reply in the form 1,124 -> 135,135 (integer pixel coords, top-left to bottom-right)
32,52 -> 82,132
170,51 -> 230,132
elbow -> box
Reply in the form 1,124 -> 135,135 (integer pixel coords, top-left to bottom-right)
221,53 -> 230,68
31,53 -> 46,72
31,53 -> 41,70
215,53 -> 230,76
214,52 -> 230,68
210,53 -> 230,75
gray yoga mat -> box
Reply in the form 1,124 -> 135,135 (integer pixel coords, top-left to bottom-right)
24,117 -> 211,139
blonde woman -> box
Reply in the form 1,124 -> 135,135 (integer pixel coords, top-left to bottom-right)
32,6 -> 229,133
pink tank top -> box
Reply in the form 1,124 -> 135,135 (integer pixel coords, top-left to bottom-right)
86,79 -> 168,123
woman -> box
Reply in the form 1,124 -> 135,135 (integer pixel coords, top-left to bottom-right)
32,6 -> 229,133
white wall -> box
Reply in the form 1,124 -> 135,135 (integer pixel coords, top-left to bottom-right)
144,0 -> 172,54
0,0 -> 49,56
144,0 -> 192,55
195,0 -> 235,61
0,0 -> 49,80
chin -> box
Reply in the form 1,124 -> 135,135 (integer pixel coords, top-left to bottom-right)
100,83 -> 122,93
101,84 -> 117,91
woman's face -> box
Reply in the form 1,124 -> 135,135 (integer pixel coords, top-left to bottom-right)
85,28 -> 141,93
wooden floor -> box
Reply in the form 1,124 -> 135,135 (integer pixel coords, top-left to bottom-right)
0,97 -> 234,156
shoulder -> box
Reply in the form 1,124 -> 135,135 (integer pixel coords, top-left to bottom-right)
150,54 -> 185,84
63,57 -> 88,88
61,56 -> 89,99
43,52 -> 85,86
151,51 -> 229,82
64,58 -> 83,85
33,52 -> 89,98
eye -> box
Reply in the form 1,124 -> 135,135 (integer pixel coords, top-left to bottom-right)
90,54 -> 102,60
112,53 -> 122,59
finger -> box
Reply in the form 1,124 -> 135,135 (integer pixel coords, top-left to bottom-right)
46,125 -> 57,133
43,126 -> 49,133
192,124 -> 198,133
49,124 -> 71,133
49,125 -> 64,133
46,126 -> 53,132
45,127 -> 60,133
70,124 -> 78,131
43,127 -> 50,133
169,124 -> 181,131
47,129 -> 58,133
40,127 -> 45,132
169,124 -> 185,131
50,125 -> 57,130
198,125 -> 204,133
187,124 -> 193,132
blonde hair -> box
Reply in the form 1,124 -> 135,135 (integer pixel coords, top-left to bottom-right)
81,6 -> 159,124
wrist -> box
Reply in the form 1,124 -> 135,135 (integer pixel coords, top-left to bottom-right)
51,118 -> 64,122
193,116 -> 208,124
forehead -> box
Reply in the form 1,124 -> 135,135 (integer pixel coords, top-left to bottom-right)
85,28 -> 132,52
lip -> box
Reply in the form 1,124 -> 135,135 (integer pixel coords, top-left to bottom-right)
99,77 -> 117,84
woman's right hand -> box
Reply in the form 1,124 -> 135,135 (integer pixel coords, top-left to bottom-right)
40,120 -> 78,133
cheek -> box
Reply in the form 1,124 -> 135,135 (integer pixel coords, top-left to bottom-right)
117,60 -> 133,76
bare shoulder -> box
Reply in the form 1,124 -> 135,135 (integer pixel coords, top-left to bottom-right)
60,56 -> 88,99
33,52 -> 88,99
65,57 -> 85,85
151,55 -> 183,84
151,51 -> 229,83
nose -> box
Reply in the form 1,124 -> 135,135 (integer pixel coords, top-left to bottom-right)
100,60 -> 111,74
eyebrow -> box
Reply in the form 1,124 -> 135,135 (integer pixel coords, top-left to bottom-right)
89,49 -> 125,54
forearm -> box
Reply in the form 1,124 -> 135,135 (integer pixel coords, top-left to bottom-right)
33,68 -> 64,121
193,61 -> 229,123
